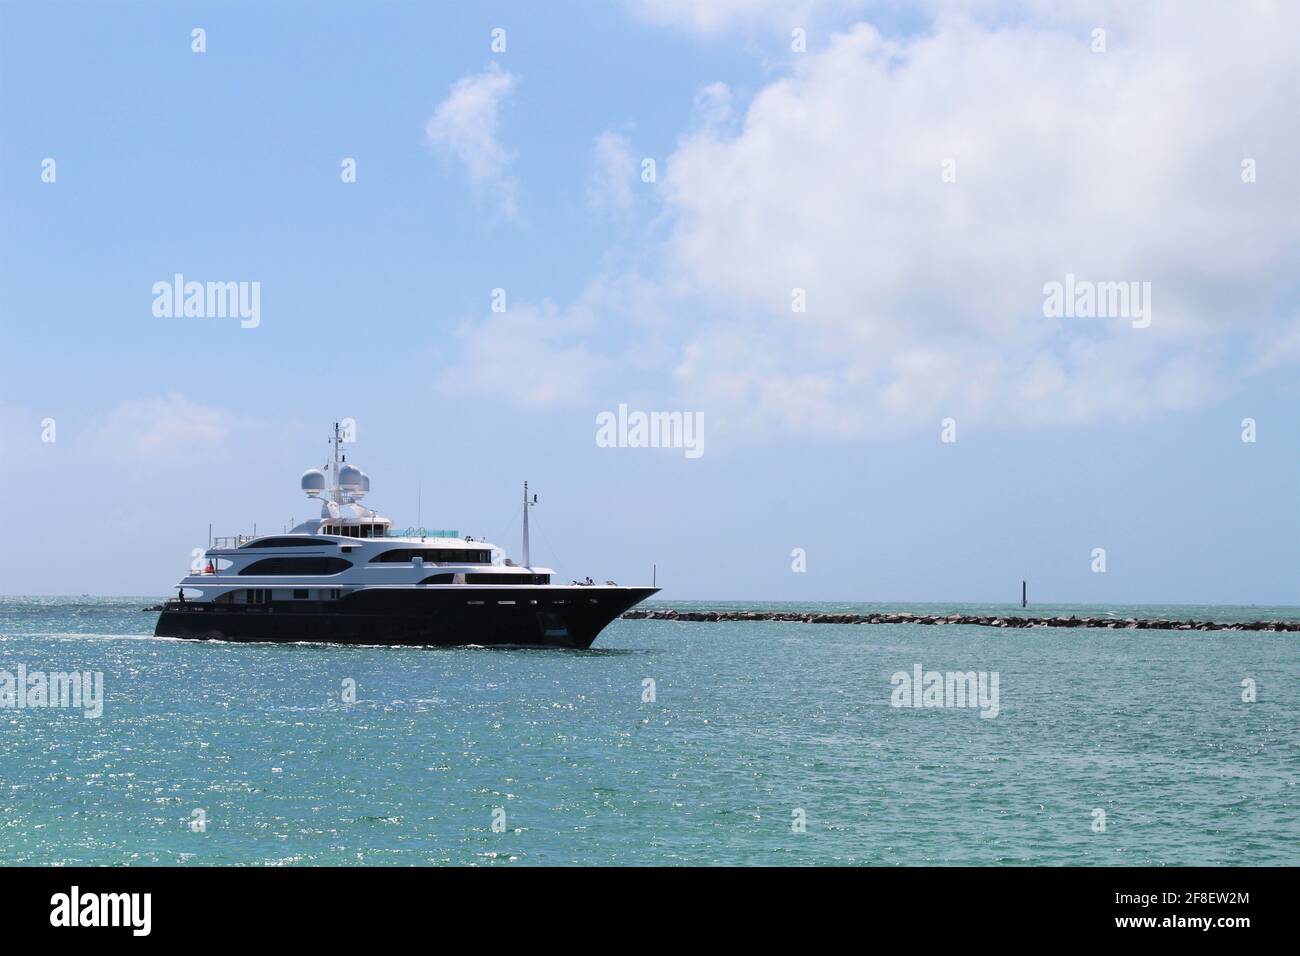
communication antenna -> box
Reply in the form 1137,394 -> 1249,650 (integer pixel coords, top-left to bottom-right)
522,481 -> 538,569
329,421 -> 344,504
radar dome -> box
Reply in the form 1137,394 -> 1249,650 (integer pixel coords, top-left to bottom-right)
301,469 -> 327,497
355,472 -> 371,499
338,464 -> 363,492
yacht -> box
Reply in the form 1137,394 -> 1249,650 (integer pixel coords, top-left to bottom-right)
154,425 -> 659,648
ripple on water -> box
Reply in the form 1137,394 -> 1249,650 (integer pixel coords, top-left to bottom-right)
0,598 -> 1296,865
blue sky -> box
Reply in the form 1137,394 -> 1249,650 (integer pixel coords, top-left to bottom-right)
1,0 -> 1297,602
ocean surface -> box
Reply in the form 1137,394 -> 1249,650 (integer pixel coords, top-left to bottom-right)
1,596 -> 1296,866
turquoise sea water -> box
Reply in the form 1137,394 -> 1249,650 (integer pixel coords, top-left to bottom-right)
1,596 -> 1296,866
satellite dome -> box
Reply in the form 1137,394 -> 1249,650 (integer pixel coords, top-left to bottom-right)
354,471 -> 371,499
338,464 -> 363,492
301,469 -> 327,497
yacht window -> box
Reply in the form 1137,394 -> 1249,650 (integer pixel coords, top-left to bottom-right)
372,548 -> 436,564
239,557 -> 353,576
241,537 -> 333,549
371,548 -> 491,565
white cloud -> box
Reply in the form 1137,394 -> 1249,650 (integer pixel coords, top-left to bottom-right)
630,0 -> 865,36
645,4 -> 1300,436
460,3 -> 1297,440
96,394 -> 232,463
588,131 -> 638,218
445,302 -> 611,406
1253,311 -> 1300,370
691,82 -> 735,131
426,64 -> 519,219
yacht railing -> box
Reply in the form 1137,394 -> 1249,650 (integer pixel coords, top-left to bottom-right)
207,530 -> 467,549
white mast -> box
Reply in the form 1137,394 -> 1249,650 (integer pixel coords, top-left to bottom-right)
522,480 -> 530,569
327,421 -> 344,504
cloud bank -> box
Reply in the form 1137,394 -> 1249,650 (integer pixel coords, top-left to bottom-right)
448,2 -> 1300,440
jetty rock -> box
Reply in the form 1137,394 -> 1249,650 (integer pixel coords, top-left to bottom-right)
619,609 -> 1300,633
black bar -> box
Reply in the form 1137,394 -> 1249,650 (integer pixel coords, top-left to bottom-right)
0,866 -> 1286,941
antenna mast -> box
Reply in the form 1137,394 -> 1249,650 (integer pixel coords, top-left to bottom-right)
522,480 -> 530,569
326,421 -> 344,504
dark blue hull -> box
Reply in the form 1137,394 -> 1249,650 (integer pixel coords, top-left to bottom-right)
154,586 -> 659,649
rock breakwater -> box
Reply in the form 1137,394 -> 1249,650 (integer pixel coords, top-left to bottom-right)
619,609 -> 1299,631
